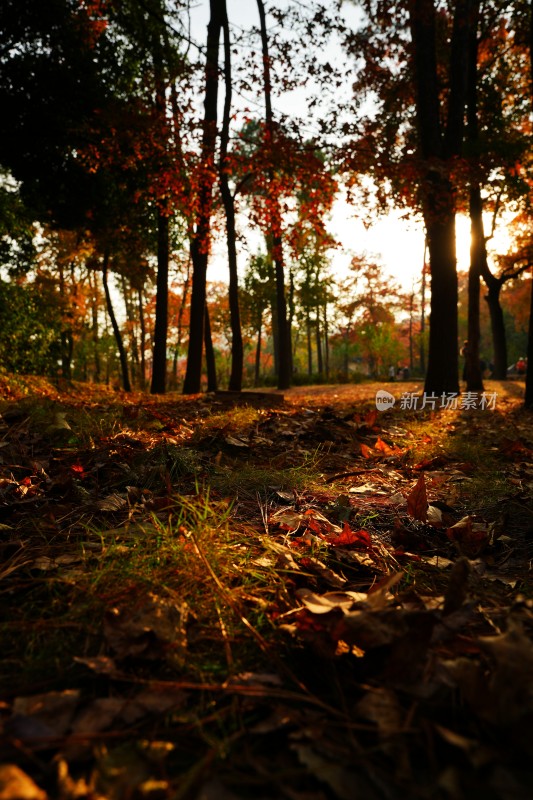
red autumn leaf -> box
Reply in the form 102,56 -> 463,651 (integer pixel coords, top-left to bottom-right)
446,516 -> 490,558
375,437 -> 403,456
324,523 -> 372,549
374,436 -> 393,455
407,473 -> 428,522
360,443 -> 373,459
413,455 -> 447,471
364,408 -> 378,427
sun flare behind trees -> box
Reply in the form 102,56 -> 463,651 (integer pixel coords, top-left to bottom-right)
0,0 -> 532,398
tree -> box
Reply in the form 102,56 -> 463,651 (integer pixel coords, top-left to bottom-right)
183,0 -> 223,395
256,0 -> 292,390
219,0 -> 244,391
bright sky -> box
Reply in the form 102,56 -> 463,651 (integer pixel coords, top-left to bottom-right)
192,1 -> 513,291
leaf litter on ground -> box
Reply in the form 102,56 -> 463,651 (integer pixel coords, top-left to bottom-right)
0,377 -> 532,799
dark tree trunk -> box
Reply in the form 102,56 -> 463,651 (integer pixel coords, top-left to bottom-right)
525,269 -> 533,406
306,309 -> 312,376
465,2 -> 484,392
467,187 -> 485,391
204,306 -> 217,392
323,302 -> 329,379
420,244 -> 427,376
424,209 -> 460,394
526,0 -> 533,407
102,252 -> 131,393
255,313 -> 262,387
151,212 -> 169,394
257,0 -> 291,390
89,269 -> 101,382
316,315 -> 323,376
409,0 -> 471,395
219,0 -> 243,391
138,288 -> 146,388
183,0 -> 222,394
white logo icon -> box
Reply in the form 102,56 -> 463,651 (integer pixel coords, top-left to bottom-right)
375,390 -> 396,411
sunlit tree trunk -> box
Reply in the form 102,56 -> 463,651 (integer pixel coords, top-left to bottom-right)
205,305 -> 217,392
409,0 -> 471,394
102,251 -> 131,393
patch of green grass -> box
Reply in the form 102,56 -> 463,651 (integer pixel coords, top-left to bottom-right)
0,492 -> 288,695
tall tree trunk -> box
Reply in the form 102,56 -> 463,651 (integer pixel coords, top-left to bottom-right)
102,252 -> 131,393
150,6 -> 171,395
89,269 -> 101,382
255,313 -> 262,387
420,242 -> 427,375
484,282 -> 507,378
323,302 -> 329,379
256,0 -> 291,390
183,0 -> 222,394
316,315 -> 323,376
219,0 -> 243,391
204,306 -> 217,392
465,0 -> 484,392
525,0 -> 533,407
138,288 -> 146,388
409,0 -> 471,394
151,212 -> 169,393
525,267 -> 533,407
306,308 -> 313,375
121,274 -> 139,386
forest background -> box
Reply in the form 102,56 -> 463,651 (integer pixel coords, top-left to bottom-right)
1,0 -> 533,399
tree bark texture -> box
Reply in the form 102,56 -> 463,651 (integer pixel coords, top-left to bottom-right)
219,0 -> 243,391
256,0 -> 292,390
183,0 -> 222,394
409,0 -> 472,394
151,212 -> 169,393
102,252 -> 131,393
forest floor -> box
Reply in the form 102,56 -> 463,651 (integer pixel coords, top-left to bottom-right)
0,375 -> 533,800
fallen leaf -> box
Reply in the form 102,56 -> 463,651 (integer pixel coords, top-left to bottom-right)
407,473 -> 427,522
0,765 -> 47,800
446,516 -> 490,558
296,588 -> 367,614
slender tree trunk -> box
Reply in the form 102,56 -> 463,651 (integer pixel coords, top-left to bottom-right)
323,302 -> 329,379
138,288 -> 146,388
149,5 -> 171,395
255,314 -> 262,387
482,276 -> 507,379
151,212 -> 169,393
316,315 -> 323,376
306,308 -> 312,375
525,267 -> 533,407
420,243 -> 427,375
256,0 -> 291,390
204,306 -> 217,392
525,0 -> 533,407
219,0 -> 243,391
467,186 -> 485,391
183,0 -> 222,394
102,252 -> 131,393
465,1 -> 484,392
89,269 -> 101,382
121,274 -> 139,386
